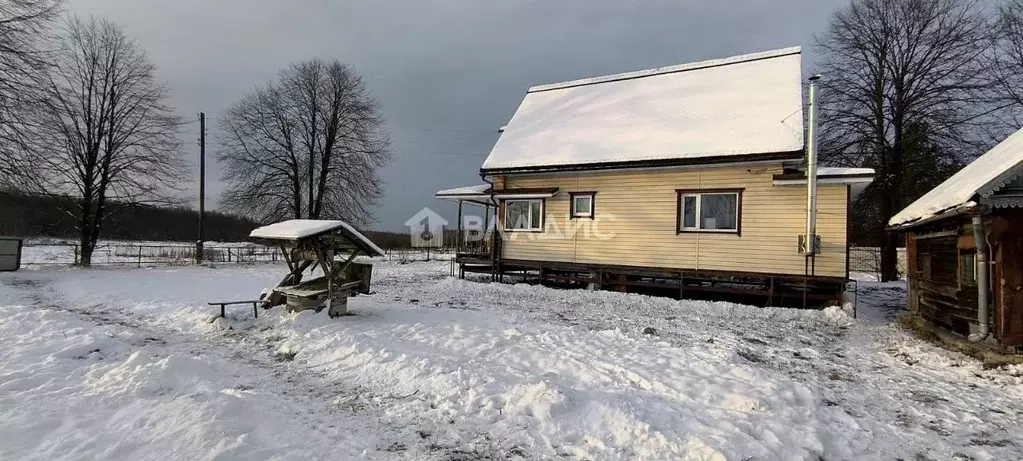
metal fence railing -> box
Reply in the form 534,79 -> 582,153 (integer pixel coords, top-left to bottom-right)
848,246 -> 907,280
382,248 -> 455,263
20,242 -> 459,267
21,242 -> 281,267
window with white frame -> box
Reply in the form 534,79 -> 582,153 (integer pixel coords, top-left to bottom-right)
504,199 -> 544,231
677,190 -> 741,233
570,192 -> 595,218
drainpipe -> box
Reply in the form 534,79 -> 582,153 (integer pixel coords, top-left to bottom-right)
968,209 -> 991,342
804,75 -> 821,258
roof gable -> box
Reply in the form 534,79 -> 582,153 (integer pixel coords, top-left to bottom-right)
481,47 -> 805,174
889,127 -> 1023,228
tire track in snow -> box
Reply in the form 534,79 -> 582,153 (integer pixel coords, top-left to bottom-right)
1,274 -> 515,461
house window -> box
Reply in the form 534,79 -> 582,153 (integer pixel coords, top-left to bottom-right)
676,189 -> 742,234
570,192 -> 595,218
504,199 -> 544,232
960,252 -> 977,286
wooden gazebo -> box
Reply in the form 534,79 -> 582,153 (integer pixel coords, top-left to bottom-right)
249,219 -> 385,317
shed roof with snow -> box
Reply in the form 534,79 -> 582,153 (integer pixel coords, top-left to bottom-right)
480,47 -> 805,174
889,128 -> 1023,229
250,219 -> 385,257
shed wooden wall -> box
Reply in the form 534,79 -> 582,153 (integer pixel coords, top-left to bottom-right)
904,210 -> 1023,347
906,229 -> 979,336
494,164 -> 849,278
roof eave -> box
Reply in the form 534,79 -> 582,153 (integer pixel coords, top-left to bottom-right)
480,150 -> 803,177
887,202 -> 978,232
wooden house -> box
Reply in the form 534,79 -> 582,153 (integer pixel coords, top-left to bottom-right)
437,47 -> 873,304
889,128 -> 1023,347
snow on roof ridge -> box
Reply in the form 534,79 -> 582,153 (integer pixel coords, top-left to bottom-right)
527,46 -> 802,94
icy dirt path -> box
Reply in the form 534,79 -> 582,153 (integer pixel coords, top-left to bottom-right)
3,262 -> 1023,461
0,272 -> 476,461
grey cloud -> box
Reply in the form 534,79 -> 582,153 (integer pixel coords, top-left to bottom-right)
68,0 -> 846,231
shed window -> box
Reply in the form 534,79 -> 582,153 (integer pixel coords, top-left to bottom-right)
504,199 -> 543,232
570,192 -> 595,218
677,190 -> 742,234
960,252 -> 977,286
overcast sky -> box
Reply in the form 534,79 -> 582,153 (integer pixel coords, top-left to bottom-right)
67,0 -> 847,232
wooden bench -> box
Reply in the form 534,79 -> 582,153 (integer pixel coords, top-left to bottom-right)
208,300 -> 263,319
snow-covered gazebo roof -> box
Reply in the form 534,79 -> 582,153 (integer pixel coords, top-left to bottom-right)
480,47 -> 805,174
889,128 -> 1023,229
250,219 -> 385,257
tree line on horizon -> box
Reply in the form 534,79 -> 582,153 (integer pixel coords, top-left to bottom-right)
0,1 -> 391,266
0,189 -> 436,251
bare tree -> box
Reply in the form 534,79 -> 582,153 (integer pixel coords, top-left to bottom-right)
815,0 -> 996,281
994,0 -> 1023,125
13,16 -> 185,266
218,59 -> 391,225
0,0 -> 62,179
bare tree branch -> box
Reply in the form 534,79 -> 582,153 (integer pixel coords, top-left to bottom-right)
993,0 -> 1023,126
0,0 -> 62,180
815,0 -> 998,281
10,15 -> 185,266
217,59 -> 392,225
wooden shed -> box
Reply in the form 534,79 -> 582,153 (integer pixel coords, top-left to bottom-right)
437,47 -> 874,305
889,128 -> 1023,347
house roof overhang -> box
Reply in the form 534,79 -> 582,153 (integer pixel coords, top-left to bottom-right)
480,151 -> 803,177
435,186 -> 560,204
772,169 -> 875,200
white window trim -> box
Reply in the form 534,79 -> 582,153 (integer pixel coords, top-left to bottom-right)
570,193 -> 595,218
678,191 -> 741,233
503,199 -> 544,232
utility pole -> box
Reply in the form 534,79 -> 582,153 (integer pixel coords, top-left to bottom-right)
197,112 -> 206,265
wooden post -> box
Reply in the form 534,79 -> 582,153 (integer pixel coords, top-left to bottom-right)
457,200 -> 464,256
484,204 -> 491,233
137,245 -> 142,268
228,248 -> 232,262
197,112 -> 206,265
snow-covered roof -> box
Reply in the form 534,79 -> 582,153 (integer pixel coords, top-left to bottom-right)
435,184 -> 491,197
481,47 -> 805,173
889,128 -> 1023,229
249,219 -> 385,257
773,167 -> 875,200
818,167 -> 875,177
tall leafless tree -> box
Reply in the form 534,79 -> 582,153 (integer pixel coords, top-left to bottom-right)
218,59 -> 391,225
816,0 -> 996,281
0,0 -> 62,179
13,16 -> 185,266
994,0 -> 1023,125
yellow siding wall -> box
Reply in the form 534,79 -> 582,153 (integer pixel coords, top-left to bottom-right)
497,165 -> 849,278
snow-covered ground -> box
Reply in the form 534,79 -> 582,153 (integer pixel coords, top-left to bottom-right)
2,261 -> 1022,460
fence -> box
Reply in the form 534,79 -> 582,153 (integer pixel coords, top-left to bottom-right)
21,242 -> 280,267
382,248 -> 455,263
20,241 -> 459,267
848,246 -> 907,280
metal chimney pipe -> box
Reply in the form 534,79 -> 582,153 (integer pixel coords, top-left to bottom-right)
805,75 -> 821,255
